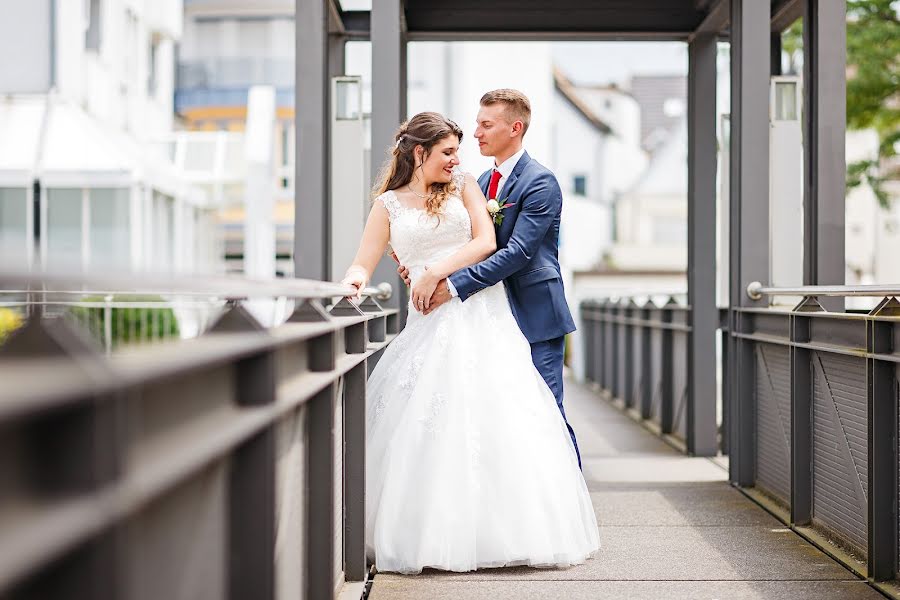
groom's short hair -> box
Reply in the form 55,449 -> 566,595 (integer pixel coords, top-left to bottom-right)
480,89 -> 531,135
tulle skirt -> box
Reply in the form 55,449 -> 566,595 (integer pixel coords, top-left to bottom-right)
365,282 -> 600,574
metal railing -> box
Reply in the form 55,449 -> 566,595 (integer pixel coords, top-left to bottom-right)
0,270 -> 398,599
580,295 -> 696,449
729,283 -> 900,586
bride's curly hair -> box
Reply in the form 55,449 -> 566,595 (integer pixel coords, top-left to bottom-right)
373,112 -> 463,218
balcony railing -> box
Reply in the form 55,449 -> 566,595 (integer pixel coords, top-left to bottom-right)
0,269 -> 396,598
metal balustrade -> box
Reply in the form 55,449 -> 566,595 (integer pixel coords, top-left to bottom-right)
583,285 -> 900,588
0,270 -> 398,599
580,296 -> 695,451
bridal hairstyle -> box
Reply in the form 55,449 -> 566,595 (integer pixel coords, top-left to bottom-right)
373,111 -> 463,218
480,88 -> 531,135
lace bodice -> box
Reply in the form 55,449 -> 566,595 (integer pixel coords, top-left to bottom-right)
377,168 -> 472,277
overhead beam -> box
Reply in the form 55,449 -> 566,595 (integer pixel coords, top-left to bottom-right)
690,0 -> 729,41
771,0 -> 802,32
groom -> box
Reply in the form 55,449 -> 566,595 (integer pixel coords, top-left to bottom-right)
406,89 -> 581,466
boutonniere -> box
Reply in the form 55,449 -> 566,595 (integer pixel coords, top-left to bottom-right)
486,197 -> 515,226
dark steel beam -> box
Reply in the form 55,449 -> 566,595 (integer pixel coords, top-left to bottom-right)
802,0 -> 846,311
687,32 -> 719,456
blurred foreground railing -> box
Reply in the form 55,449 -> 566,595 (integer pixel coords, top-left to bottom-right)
0,269 -> 397,599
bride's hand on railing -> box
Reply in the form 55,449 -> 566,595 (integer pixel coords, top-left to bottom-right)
411,267 -> 439,312
341,267 -> 368,299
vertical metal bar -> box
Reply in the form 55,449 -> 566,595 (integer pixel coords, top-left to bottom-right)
661,304 -> 675,434
802,0 -> 846,311
610,303 -> 620,399
371,0 -> 407,317
343,362 -> 368,581
640,304 -> 653,419
688,31 -> 720,456
306,384 -> 336,599
229,351 -> 276,600
624,302 -> 635,408
729,0 -> 770,485
868,309 -> 898,580
791,311 -> 813,525
295,0 -> 329,280
771,31 -> 783,76
229,428 -> 275,600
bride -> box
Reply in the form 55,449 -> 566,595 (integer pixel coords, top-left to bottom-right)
341,111 -> 599,574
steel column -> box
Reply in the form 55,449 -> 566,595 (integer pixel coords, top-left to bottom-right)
371,0 -> 408,316
688,32 -> 720,456
296,0 -> 331,280
802,0 -> 846,310
729,0 -> 771,485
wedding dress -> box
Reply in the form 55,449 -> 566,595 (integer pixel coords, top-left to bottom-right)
365,168 -> 599,574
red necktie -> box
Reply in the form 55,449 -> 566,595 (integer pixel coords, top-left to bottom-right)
487,169 -> 501,200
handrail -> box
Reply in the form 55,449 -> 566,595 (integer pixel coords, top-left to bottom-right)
746,281 -> 900,300
0,268 -> 393,301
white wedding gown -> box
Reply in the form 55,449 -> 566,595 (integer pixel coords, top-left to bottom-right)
365,169 -> 600,574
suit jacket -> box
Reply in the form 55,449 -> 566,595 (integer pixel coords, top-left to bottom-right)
448,151 -> 576,344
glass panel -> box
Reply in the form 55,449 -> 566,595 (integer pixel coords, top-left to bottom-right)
775,81 -> 798,121
0,188 -> 28,264
152,192 -> 174,271
46,188 -> 83,269
335,79 -> 361,120
90,188 -> 130,269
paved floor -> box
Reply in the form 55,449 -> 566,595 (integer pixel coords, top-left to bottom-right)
369,378 -> 882,600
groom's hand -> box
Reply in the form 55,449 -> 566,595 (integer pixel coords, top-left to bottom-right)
423,279 -> 451,315
391,251 -> 411,286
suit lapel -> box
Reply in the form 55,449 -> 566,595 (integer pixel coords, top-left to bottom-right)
497,151 -> 531,203
478,170 -> 491,196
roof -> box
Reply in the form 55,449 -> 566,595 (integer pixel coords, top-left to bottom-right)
553,67 -> 613,135
623,117 -> 687,198
629,75 -> 687,152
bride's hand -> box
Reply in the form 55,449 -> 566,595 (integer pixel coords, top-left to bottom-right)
411,267 -> 439,312
341,268 -> 367,299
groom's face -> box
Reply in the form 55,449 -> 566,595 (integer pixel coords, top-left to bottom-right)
475,104 -> 518,159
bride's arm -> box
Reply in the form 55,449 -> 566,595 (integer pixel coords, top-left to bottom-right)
341,200 -> 391,297
412,174 -> 496,309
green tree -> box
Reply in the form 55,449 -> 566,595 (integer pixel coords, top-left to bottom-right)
783,1 -> 899,207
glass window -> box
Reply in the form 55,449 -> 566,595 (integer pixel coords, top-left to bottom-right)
46,188 -> 83,269
573,175 -> 587,196
85,0 -> 102,51
775,81 -> 799,121
152,192 -> 174,271
0,188 -> 28,264
90,188 -> 130,269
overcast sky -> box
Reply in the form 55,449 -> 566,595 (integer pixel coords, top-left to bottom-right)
551,42 -> 688,86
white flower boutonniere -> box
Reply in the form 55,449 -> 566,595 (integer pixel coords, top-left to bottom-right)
486,197 -> 515,226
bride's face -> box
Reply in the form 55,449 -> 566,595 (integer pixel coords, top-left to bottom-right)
417,135 -> 460,186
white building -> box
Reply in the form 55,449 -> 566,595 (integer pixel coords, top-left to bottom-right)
0,0 -> 221,274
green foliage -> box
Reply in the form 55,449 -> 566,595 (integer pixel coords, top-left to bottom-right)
782,1 -> 900,207
68,295 -> 179,348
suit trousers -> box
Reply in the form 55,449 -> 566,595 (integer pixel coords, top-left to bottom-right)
530,335 -> 581,468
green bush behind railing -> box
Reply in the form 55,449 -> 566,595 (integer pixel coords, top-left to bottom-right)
68,295 -> 180,349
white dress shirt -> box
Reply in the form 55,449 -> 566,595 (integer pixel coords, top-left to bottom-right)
446,147 -> 526,298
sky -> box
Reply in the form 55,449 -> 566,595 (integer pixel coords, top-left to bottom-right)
551,42 -> 688,85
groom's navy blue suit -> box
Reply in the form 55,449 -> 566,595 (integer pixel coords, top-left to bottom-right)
448,151 -> 581,466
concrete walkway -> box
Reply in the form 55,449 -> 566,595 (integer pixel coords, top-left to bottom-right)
369,378 -> 882,600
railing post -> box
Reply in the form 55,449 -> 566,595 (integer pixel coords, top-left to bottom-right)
660,299 -> 675,434
868,297 -> 900,581
343,361 -> 368,582
598,299 -> 609,392
305,383 -> 337,600
790,297 -> 820,526
640,301 -> 654,420
623,300 -> 636,409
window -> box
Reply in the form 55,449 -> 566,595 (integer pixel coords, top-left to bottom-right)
85,0 -> 102,51
0,188 -> 28,263
90,189 -> 130,269
46,189 -> 83,269
148,38 -> 160,97
573,175 -> 587,196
